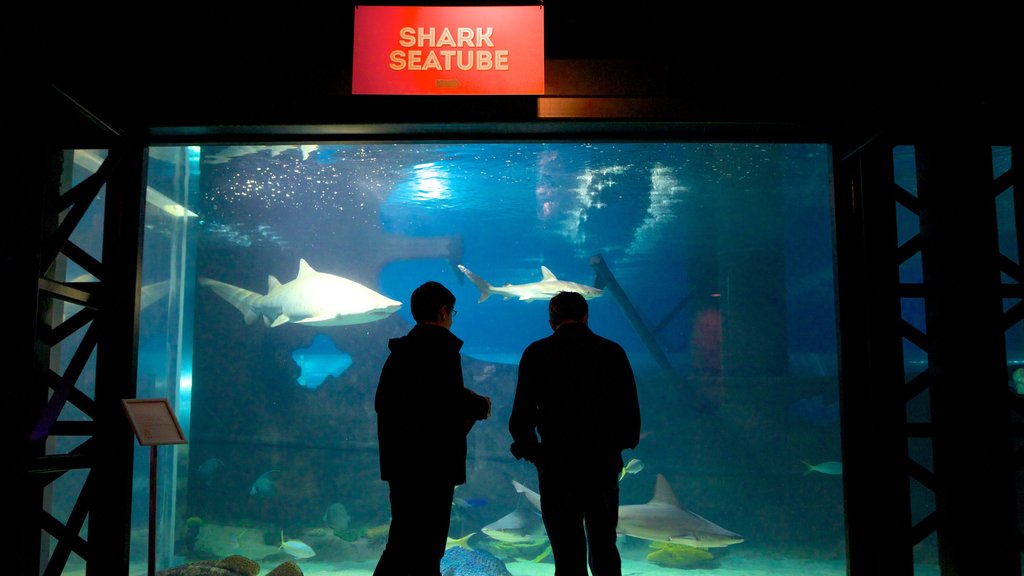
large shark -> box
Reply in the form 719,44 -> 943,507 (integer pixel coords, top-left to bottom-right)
200,259 -> 401,327
512,475 -> 743,549
617,474 -> 744,548
457,264 -> 603,303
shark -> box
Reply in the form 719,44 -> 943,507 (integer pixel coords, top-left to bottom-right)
512,474 -> 743,549
616,474 -> 744,548
481,481 -> 548,546
457,264 -> 603,303
481,508 -> 548,546
200,258 -> 402,327
202,144 -> 320,165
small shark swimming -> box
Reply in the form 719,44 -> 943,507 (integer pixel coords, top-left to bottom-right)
481,481 -> 548,545
457,264 -> 603,303
511,475 -> 743,549
200,259 -> 401,327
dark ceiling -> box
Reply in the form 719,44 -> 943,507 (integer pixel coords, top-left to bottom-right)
13,1 -> 1023,140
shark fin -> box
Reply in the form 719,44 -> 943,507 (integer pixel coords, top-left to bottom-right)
270,315 -> 291,328
268,275 -> 282,292
650,474 -> 681,507
298,259 -> 317,277
297,314 -> 339,325
512,480 -> 542,511
540,266 -> 557,281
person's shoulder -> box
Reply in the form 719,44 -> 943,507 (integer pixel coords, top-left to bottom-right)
522,334 -> 555,354
591,331 -> 627,353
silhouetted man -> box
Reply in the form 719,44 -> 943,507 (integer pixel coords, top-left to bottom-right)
374,281 -> 491,576
510,290 -> 641,576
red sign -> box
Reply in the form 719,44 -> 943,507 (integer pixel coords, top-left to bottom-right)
352,5 -> 544,95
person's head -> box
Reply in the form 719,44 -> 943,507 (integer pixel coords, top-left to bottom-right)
411,281 -> 457,327
548,291 -> 588,330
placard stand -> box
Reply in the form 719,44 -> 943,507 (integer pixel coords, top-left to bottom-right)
122,399 -> 188,576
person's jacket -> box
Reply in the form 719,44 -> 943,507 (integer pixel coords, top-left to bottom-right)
375,323 -> 489,485
509,322 -> 641,472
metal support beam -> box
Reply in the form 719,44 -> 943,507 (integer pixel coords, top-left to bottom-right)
833,135 -> 914,575
916,139 -> 1020,575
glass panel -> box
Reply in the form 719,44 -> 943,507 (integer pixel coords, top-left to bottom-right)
143,141 -> 847,574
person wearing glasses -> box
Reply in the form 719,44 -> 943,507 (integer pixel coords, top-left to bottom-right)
509,290 -> 641,576
373,281 -> 491,576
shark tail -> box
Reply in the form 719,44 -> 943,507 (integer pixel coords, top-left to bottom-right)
199,277 -> 262,325
457,265 -> 493,303
800,460 -> 814,476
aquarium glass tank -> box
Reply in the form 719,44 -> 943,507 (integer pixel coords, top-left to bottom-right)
128,140 -> 858,575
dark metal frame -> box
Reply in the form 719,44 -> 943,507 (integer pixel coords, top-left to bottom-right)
834,135 -> 1022,574
11,86 -> 148,576
10,82 -> 1022,574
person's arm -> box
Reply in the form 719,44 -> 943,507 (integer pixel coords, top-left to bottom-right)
618,348 -> 642,451
461,388 -> 491,434
509,347 -> 541,463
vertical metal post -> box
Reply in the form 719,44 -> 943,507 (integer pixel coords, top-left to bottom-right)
88,140 -> 148,575
916,138 -> 1020,575
149,445 -> 157,576
833,136 -> 914,575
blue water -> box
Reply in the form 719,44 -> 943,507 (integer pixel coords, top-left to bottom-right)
133,141 -> 872,573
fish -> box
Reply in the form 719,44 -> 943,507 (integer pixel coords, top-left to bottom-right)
249,470 -> 280,497
156,554 -> 260,576
446,532 -> 475,550
323,502 -> 351,532
457,264 -> 603,303
481,481 -> 547,545
619,458 -> 645,481
454,497 -> 489,509
1011,368 -> 1024,394
480,502 -> 547,546
440,547 -> 513,576
74,149 -> 198,219
200,259 -> 402,327
616,474 -> 744,548
202,145 -> 319,165
802,460 -> 843,475
481,509 -> 547,545
279,532 -> 315,559
196,457 -> 224,487
292,334 -> 354,389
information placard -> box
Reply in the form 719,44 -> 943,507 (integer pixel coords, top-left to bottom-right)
122,399 -> 187,446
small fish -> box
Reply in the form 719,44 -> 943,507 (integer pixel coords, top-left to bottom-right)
323,502 -> 351,532
802,460 -> 843,475
197,458 -> 224,487
446,532 -> 475,550
1011,368 -> 1024,395
619,458 -> 645,482
250,469 -> 280,496
454,497 -> 489,508
280,532 -> 316,559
